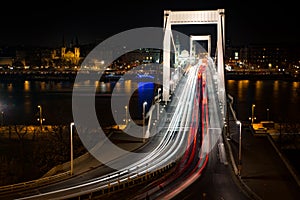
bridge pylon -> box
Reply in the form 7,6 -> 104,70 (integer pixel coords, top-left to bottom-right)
163,9 -> 225,115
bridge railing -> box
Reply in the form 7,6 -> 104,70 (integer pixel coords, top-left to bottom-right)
60,161 -> 177,199
205,57 -> 226,129
0,171 -> 70,195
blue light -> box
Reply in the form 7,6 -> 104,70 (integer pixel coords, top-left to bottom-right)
138,82 -> 154,119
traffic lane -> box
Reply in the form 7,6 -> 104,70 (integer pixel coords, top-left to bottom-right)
171,141 -> 251,200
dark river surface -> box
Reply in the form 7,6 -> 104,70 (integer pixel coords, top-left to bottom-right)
226,79 -> 300,123
0,78 -> 299,185
0,79 -> 155,126
1,79 -> 299,125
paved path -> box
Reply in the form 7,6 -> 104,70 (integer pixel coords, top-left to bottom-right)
225,99 -> 300,200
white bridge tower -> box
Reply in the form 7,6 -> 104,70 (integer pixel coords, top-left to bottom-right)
163,9 -> 225,104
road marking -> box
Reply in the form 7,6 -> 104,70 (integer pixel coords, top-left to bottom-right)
218,143 -> 228,165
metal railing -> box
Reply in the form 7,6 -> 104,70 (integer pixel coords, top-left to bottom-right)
0,171 -> 70,195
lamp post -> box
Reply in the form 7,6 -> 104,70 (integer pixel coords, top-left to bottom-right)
266,108 -> 269,121
236,120 -> 242,176
249,104 -> 256,124
157,88 -> 161,120
143,101 -> 147,142
125,105 -> 128,126
37,105 -> 45,134
70,122 -> 74,176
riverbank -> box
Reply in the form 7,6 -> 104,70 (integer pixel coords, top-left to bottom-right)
226,71 -> 300,81
0,70 -> 155,82
1,69 -> 300,82
0,124 -> 86,186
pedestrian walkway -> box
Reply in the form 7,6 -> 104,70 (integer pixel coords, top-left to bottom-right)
225,100 -> 300,200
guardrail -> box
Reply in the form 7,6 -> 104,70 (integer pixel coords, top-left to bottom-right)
0,151 -> 177,199
62,161 -> 177,200
0,171 -> 70,195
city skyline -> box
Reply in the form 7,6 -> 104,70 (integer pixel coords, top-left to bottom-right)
0,0 -> 299,48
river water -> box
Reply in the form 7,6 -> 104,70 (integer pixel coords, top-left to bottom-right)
1,79 -> 299,125
0,80 -> 155,126
226,79 -> 300,123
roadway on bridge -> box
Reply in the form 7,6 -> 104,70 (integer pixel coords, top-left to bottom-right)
106,61 -> 254,200
164,132 -> 251,200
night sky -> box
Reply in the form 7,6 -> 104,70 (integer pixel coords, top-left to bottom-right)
0,0 -> 299,47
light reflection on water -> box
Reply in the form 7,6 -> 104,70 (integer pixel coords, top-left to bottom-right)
0,80 -> 153,125
1,79 -> 299,125
227,80 -> 300,123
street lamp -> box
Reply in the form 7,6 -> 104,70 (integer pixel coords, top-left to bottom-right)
157,88 -> 161,120
143,101 -> 148,142
157,87 -> 161,100
70,122 -> 74,176
236,120 -> 242,176
125,105 -> 128,126
37,105 -> 45,134
249,104 -> 256,124
266,108 -> 269,121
